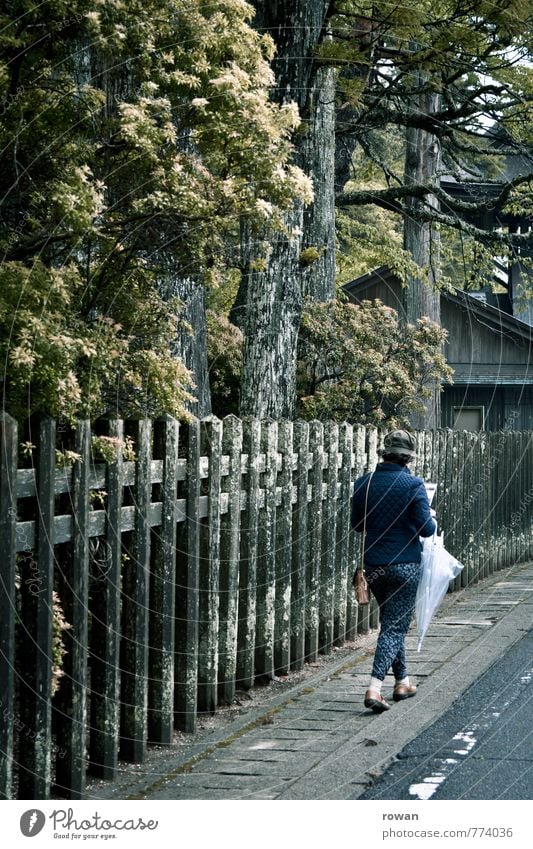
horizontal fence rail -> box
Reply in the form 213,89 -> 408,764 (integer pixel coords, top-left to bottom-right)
1,413 -> 532,799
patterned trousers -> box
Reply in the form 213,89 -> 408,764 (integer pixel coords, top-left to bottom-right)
365,561 -> 421,681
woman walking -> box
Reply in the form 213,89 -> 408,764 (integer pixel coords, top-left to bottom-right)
351,430 -> 436,713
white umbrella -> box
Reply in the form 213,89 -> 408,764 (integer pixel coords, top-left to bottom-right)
415,533 -> 464,652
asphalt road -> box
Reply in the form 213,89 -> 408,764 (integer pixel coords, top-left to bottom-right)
356,628 -> 533,800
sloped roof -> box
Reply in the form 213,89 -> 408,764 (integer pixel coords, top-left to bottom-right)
343,266 -> 533,344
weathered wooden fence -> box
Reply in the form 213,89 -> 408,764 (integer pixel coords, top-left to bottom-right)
1,413 -> 532,800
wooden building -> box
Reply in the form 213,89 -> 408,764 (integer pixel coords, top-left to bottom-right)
343,266 -> 533,430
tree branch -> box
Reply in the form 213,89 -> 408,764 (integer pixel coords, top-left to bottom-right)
338,171 -> 533,217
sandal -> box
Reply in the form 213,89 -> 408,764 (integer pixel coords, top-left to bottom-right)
393,682 -> 417,701
364,689 -> 391,713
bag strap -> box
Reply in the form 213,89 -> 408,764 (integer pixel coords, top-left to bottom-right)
360,470 -> 374,574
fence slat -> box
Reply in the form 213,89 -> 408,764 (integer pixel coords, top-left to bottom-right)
524,432 -> 532,562
470,431 -> 481,583
458,431 -> 470,586
366,426 -> 380,628
198,416 -> 221,713
358,428 -> 374,635
366,426 -> 378,471
274,420 -> 293,674
149,415 -> 179,741
255,419 -> 278,679
89,420 -> 124,779
175,419 -> 200,732
120,419 -> 152,762
497,430 -> 506,572
505,431 -> 513,567
499,430 -> 507,572
319,422 -> 338,654
348,426 -> 365,639
334,423 -> 352,646
306,421 -> 323,662
511,431 -> 523,563
442,428 -> 455,561
434,429 -> 447,532
237,418 -> 260,688
218,416 -> 242,704
524,432 -> 533,560
487,430 -> 497,574
18,417 -> 55,799
55,419 -> 91,799
0,413 -> 18,801
503,431 -> 513,569
291,421 -> 308,670
478,431 -> 489,580
515,431 -> 520,562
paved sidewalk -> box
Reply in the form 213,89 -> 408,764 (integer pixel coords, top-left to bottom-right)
87,560 -> 533,800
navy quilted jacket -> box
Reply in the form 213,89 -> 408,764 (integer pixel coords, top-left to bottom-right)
351,462 -> 436,566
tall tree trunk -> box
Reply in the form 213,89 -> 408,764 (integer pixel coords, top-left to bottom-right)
159,273 -> 212,418
301,62 -> 337,301
403,78 -> 442,429
239,211 -> 303,418
235,1 -> 333,417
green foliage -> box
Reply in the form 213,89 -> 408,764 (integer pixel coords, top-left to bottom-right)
336,210 -> 422,288
91,434 -> 136,463
14,561 -> 70,696
297,298 -> 453,426
55,449 -> 82,469
206,310 -> 243,417
299,246 -> 322,267
440,228 -> 506,292
51,590 -> 71,696
0,261 -> 193,420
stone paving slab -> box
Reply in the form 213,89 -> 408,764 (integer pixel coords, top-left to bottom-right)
241,735 -> 338,756
189,758 -> 315,777
418,629 -> 480,638
271,721 -> 343,733
290,694 -> 362,705
206,747 -> 308,761
234,727 -> 329,741
233,738 -> 327,753
169,774 -> 287,792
